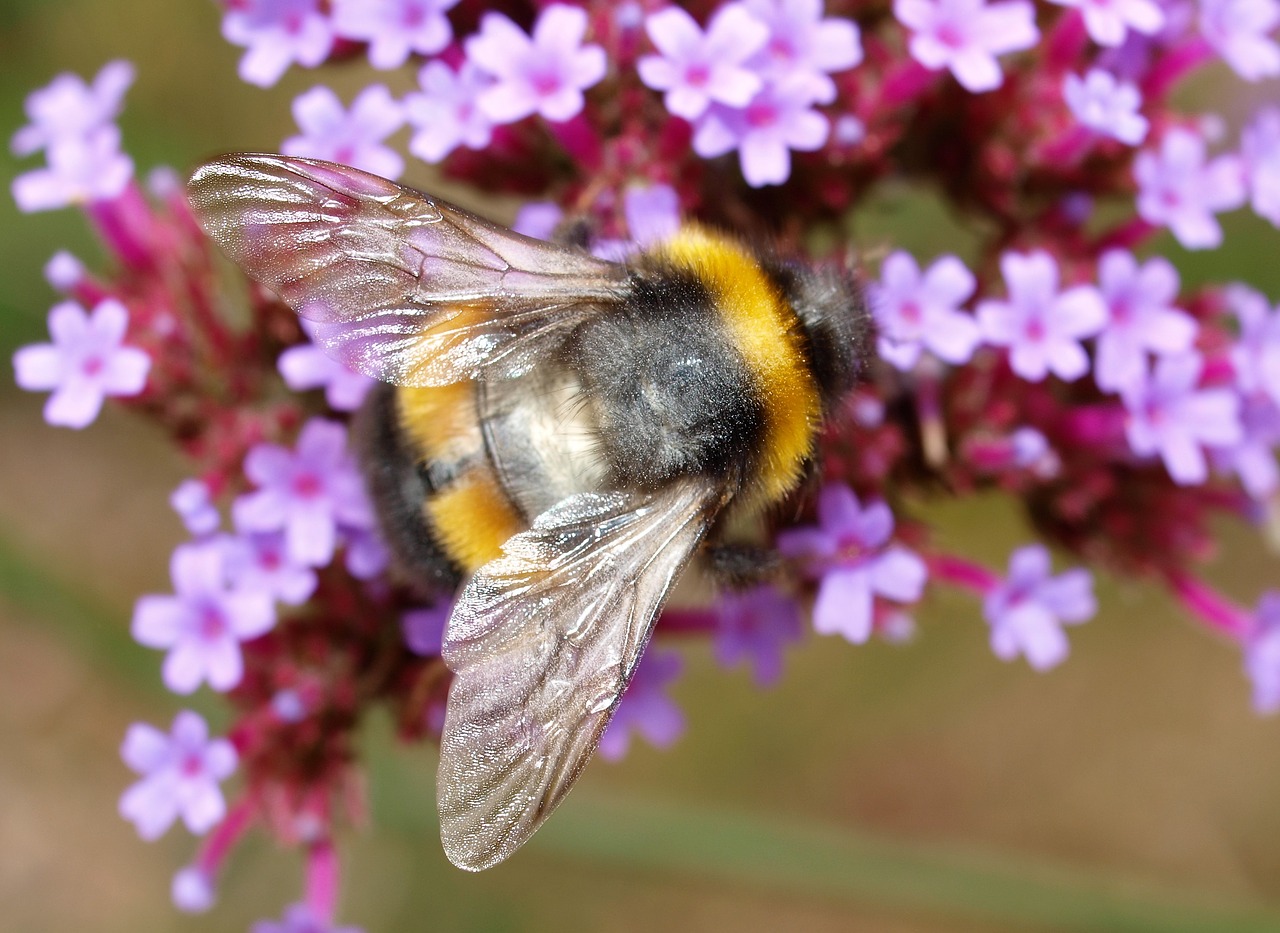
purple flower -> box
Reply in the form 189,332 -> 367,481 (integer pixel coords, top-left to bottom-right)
511,201 -> 564,240
1228,283 -> 1280,406
1199,0 -> 1280,81
777,484 -> 928,643
171,865 -> 216,914
1046,0 -> 1164,46
693,81 -> 829,187
332,0 -> 457,70
13,298 -> 149,428
343,526 -> 390,579
252,903 -> 364,933
222,0 -> 335,88
714,585 -> 804,686
832,113 -> 867,147
11,60 -> 134,156
893,0 -> 1039,93
598,649 -> 686,761
132,541 -> 276,693
233,418 -> 373,568
740,0 -> 864,104
405,60 -> 494,164
1217,393 -> 1280,498
44,250 -> 86,292
171,479 -> 221,537
118,710 -> 237,840
1092,249 -> 1196,393
983,545 -> 1095,671
1245,592 -> 1280,712
638,4 -> 770,120
623,183 -> 681,246
279,320 -> 375,412
282,85 -> 404,180
465,5 -> 607,124
592,183 -> 683,260
11,130 -> 133,212
1011,426 -> 1062,477
1062,70 -> 1149,146
223,530 -> 318,605
976,250 -> 1107,382
869,251 -> 980,370
402,603 -> 449,656
1134,128 -> 1246,249
1242,106 -> 1280,227
1121,352 -> 1244,484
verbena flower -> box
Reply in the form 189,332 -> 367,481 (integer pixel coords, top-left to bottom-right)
777,484 -> 927,643
983,546 -> 1095,670
331,0 -> 457,70
404,60 -> 494,164
43,250 -> 85,291
1091,249 -> 1196,393
692,80 -> 828,186
342,526 -> 390,580
118,710 -> 237,840
1219,394 -> 1280,498
1199,0 -> 1280,82
1228,283 -> 1280,407
132,541 -> 276,693
233,418 -> 373,568
223,530 -> 318,606
464,5 -> 607,124
278,320 -> 375,412
171,865 -> 216,914
511,202 -> 564,240
11,59 -> 133,156
592,183 -> 683,259
12,298 -> 149,428
598,649 -> 686,760
1134,127 -> 1246,249
714,585 -> 804,687
1244,592 -> 1280,712
1121,352 -> 1244,484
282,85 -> 405,180
1241,106 -> 1280,227
1046,0 -> 1164,47
402,604 -> 449,656
1062,70 -> 1149,146
252,904 -> 364,933
171,479 -> 220,537
976,250 -> 1106,382
893,0 -> 1039,93
869,251 -> 981,370
638,3 -> 770,120
222,0 -> 335,88
11,130 -> 133,211
740,0 -> 864,103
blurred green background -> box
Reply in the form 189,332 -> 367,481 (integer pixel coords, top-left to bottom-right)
4,2 -> 1280,931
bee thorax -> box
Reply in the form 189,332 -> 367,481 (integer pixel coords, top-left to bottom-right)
572,304 -> 763,490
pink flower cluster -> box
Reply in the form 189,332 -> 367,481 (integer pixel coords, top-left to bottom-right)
8,0 -> 1280,929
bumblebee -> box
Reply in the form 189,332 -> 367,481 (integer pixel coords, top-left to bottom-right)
186,154 -> 866,870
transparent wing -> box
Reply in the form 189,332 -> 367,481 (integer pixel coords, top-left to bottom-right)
437,476 -> 726,870
186,153 -> 629,386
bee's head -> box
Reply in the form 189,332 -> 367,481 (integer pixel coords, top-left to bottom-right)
773,260 -> 869,410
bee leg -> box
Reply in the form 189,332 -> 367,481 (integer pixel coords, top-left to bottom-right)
704,543 -> 782,590
352,382 -> 463,595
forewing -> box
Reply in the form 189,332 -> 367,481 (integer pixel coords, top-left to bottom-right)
186,153 -> 629,385
437,477 -> 725,870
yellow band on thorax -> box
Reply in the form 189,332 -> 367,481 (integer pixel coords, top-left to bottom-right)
651,228 -> 819,504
